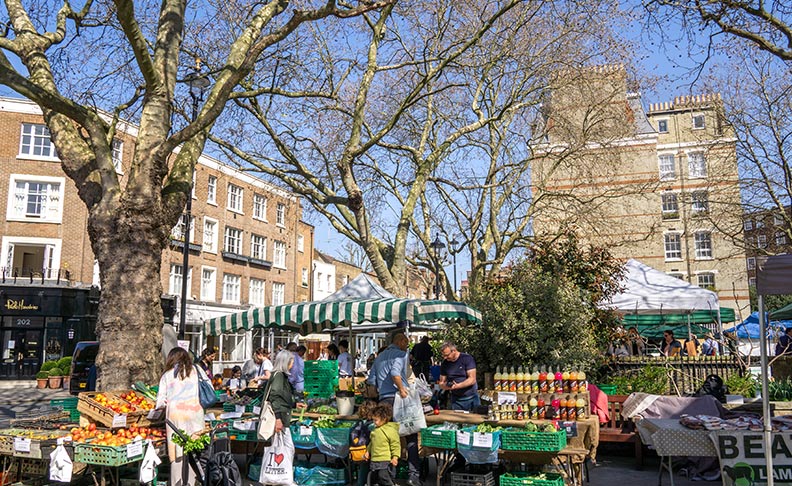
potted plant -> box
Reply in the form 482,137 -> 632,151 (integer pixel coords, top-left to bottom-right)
35,371 -> 49,389
48,369 -> 63,389
57,357 -> 72,389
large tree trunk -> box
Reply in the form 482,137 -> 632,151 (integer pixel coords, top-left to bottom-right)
91,212 -> 167,391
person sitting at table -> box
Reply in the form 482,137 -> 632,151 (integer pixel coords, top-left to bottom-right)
224,365 -> 245,393
627,327 -> 645,356
242,347 -> 272,387
661,330 -> 682,357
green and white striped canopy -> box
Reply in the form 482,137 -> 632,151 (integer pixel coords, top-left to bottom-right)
204,298 -> 482,336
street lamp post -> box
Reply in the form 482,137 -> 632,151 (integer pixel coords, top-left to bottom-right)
178,71 -> 210,341
430,235 -> 446,299
450,238 -> 459,299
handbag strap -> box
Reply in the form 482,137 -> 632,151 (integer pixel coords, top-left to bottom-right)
262,371 -> 280,402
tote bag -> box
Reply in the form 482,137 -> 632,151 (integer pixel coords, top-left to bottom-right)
257,371 -> 280,442
194,365 -> 217,409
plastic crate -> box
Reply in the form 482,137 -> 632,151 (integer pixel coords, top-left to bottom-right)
420,425 -> 457,449
304,383 -> 336,398
315,427 -> 351,458
290,424 -> 316,449
499,472 -> 564,486
457,428 -> 501,464
597,384 -> 617,395
501,429 -> 567,452
50,398 -> 79,409
222,396 -> 261,413
73,442 -> 146,466
304,360 -> 339,372
451,471 -> 496,486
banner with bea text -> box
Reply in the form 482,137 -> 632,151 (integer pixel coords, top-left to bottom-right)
710,431 -> 792,485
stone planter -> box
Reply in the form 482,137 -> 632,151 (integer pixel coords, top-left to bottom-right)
48,376 -> 62,389
36,378 -> 48,389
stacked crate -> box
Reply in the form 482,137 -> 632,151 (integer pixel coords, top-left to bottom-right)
303,360 -> 339,398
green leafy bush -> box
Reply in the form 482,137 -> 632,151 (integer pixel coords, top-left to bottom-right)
35,371 -> 49,379
610,366 -> 668,395
725,374 -> 757,398
48,369 -> 62,377
769,378 -> 792,401
40,361 -> 58,372
57,357 -> 72,371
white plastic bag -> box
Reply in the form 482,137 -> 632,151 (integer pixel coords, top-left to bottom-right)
259,428 -> 295,485
393,387 -> 427,436
139,439 -> 161,484
414,374 -> 433,403
49,443 -> 72,483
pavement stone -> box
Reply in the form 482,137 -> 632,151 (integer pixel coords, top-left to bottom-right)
0,380 -> 71,425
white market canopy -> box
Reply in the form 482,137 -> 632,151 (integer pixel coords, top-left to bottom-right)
323,273 -> 395,301
603,259 -> 720,314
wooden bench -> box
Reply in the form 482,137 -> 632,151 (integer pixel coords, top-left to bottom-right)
598,394 -> 643,467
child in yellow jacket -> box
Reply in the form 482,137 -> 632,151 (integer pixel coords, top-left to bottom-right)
364,404 -> 401,485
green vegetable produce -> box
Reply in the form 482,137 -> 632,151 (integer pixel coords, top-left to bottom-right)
542,424 -> 558,433
313,416 -> 338,429
524,422 -> 538,432
475,424 -> 502,433
309,405 -> 338,415
171,431 -> 210,454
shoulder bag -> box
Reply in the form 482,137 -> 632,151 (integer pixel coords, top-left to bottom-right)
194,365 -> 218,409
257,371 -> 280,442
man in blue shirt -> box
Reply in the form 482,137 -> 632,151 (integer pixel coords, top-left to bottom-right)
439,341 -> 480,411
287,343 -> 306,394
337,339 -> 354,377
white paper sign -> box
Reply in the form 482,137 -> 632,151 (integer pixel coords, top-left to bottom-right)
252,406 -> 261,415
126,440 -> 143,458
147,409 -> 165,421
472,432 -> 493,448
177,340 -> 190,351
112,414 -> 127,428
232,420 -> 256,431
497,392 -> 517,405
300,426 -> 312,436
205,413 -> 216,422
235,405 -> 245,414
456,430 -> 471,446
14,437 -> 31,452
219,412 -> 243,419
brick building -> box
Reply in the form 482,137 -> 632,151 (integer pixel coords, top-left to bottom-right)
744,206 -> 792,287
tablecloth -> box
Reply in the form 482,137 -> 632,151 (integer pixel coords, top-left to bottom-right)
636,418 -> 718,457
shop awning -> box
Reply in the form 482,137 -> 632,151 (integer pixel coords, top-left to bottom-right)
621,307 -> 735,326
770,301 -> 792,321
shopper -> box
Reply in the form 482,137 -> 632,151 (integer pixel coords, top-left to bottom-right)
264,349 -> 307,434
410,336 -> 433,380
156,347 -> 205,486
242,347 -> 272,386
326,343 -> 340,360
438,341 -> 480,411
626,327 -> 645,356
338,339 -> 354,377
364,404 -> 401,486
196,348 -> 215,380
777,328 -> 792,356
684,333 -> 700,357
661,330 -> 682,357
701,333 -> 718,356
224,365 -> 245,392
287,343 -> 306,394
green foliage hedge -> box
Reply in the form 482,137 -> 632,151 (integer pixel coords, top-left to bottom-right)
40,361 -> 58,372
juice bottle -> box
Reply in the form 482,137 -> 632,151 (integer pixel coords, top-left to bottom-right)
509,367 -> 517,392
539,367 -> 548,393
494,366 -> 503,391
529,395 -> 538,420
537,397 -> 546,419
550,395 -> 560,419
578,370 -> 587,392
562,370 -> 570,393
576,395 -> 586,420
530,368 -> 539,393
516,366 -> 525,393
559,396 -> 568,420
567,395 -> 576,420
554,370 -> 563,393
516,403 -> 523,421
569,370 -> 578,393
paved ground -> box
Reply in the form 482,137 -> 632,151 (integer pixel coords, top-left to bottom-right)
0,379 -> 71,425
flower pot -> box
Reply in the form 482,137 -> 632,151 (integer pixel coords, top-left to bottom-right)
48,376 -> 62,389
36,378 -> 48,389
62,376 -> 70,390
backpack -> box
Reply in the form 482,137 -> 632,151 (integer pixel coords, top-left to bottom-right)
204,451 -> 242,486
694,374 -> 726,403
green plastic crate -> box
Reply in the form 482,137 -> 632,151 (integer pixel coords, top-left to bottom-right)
597,384 -> 617,395
420,425 -> 457,449
500,428 -> 567,452
304,360 -> 339,372
74,442 -> 146,466
304,382 -> 336,398
222,396 -> 261,413
50,398 -> 79,409
499,472 -> 564,486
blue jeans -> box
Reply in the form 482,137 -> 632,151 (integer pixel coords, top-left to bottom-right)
451,393 -> 480,412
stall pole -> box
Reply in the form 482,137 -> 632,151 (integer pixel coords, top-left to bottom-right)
759,295 -> 774,486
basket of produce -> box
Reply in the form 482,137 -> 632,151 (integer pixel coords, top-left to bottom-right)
450,470 -> 496,486
223,395 -> 261,413
2,430 -> 70,460
291,423 -> 317,449
456,425 -> 501,465
0,429 -> 28,454
420,424 -> 458,450
74,442 -> 147,466
499,472 -> 564,486
314,417 -> 353,458
77,392 -> 147,427
501,423 -> 566,452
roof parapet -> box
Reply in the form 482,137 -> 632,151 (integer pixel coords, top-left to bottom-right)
647,93 -> 722,113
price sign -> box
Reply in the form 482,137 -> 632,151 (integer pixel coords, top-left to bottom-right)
456,430 -> 471,446
13,437 -> 31,453
300,426 -> 313,436
472,432 -> 493,448
112,414 -> 127,428
497,392 -> 517,405
147,409 -> 165,421
561,421 -> 578,438
252,406 -> 261,415
126,440 -> 143,458
235,405 -> 245,414
219,412 -> 243,419
205,413 -> 216,422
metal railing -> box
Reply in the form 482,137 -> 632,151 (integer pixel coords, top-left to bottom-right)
606,355 -> 745,395
1,267 -> 72,285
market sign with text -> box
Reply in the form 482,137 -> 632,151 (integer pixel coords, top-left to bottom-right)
711,431 -> 792,485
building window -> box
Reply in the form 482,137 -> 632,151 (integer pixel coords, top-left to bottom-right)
747,257 -> 756,270
749,277 -> 757,287
774,214 -> 785,226
697,272 -> 715,290
227,184 -> 243,213
202,217 -> 218,253
171,215 -> 195,242
201,267 -> 216,302
756,219 -> 765,229
664,233 -> 682,260
668,273 -> 684,280
112,139 -> 123,173
297,234 -> 304,253
694,231 -> 713,259
301,268 -> 309,286
7,175 -> 64,223
317,272 -> 323,291
273,241 -> 287,268
661,192 -> 678,219
692,114 -> 705,130
776,232 -> 788,246
657,120 -> 668,133
222,274 -> 241,304
168,264 -> 192,296
691,191 -> 709,214
688,152 -> 707,178
272,282 -> 285,306
251,234 -> 267,260
191,170 -> 197,199
224,226 -> 243,254
19,123 -> 55,158
249,278 -> 265,306
207,176 -> 217,204
276,203 -> 286,226
327,274 -> 332,292
342,275 -> 349,285
253,194 -> 267,221
758,234 -> 767,248
744,220 -> 754,231
658,154 -> 676,180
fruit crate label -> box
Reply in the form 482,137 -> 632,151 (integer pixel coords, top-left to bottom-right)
235,405 -> 245,414
13,438 -> 31,453
473,432 -> 493,448
253,406 -> 261,415
127,440 -> 143,458
561,421 -> 578,438
232,420 -> 256,431
299,426 -> 312,436
456,430 -> 471,446
497,392 -> 517,405
112,414 -> 127,428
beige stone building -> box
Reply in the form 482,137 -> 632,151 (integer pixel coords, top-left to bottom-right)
531,66 -> 749,319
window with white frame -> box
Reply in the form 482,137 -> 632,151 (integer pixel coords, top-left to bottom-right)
272,282 -> 285,305
19,123 -> 56,158
775,214 -> 785,226
207,176 -> 217,204
692,114 -> 706,130
201,267 -> 216,301
112,139 -> 123,173
326,274 -> 332,292
697,272 -> 715,290
253,194 -> 267,221
191,170 -> 197,199
688,152 -> 707,178
342,275 -> 349,285
273,240 -> 286,268
776,232 -> 788,246
276,203 -> 286,226
171,215 -> 195,242
317,272 -> 323,291
758,234 -> 768,248
744,220 -> 754,231
694,231 -> 713,259
668,273 -> 684,280
691,191 -> 709,214
7,175 -> 64,223
249,278 -> 265,306
756,219 -> 765,229
222,274 -> 241,304
301,268 -> 308,286
224,226 -> 243,254
747,257 -> 756,270
749,277 -> 757,287
227,184 -> 243,213
661,192 -> 678,218
664,233 -> 682,260
168,264 -> 192,295
658,119 -> 668,133
251,234 -> 267,260
202,217 -> 218,253
658,154 -> 676,180
297,234 -> 304,253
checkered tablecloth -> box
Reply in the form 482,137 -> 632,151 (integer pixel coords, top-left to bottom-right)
636,418 -> 718,457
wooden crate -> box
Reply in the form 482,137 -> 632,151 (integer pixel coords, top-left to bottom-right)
77,392 -> 152,428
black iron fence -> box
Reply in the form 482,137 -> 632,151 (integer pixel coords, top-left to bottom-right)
1,267 -> 71,284
606,355 -> 745,395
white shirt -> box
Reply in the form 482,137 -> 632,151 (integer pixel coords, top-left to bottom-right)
338,351 -> 353,377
